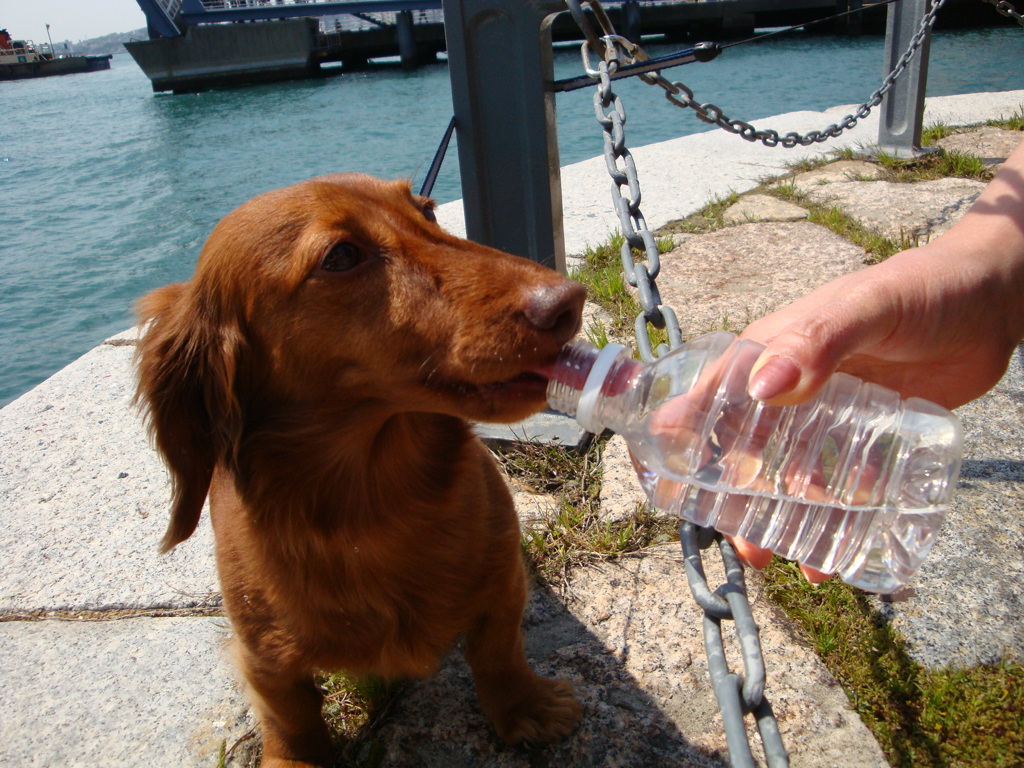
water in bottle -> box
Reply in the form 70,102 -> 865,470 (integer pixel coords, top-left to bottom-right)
545,331 -> 963,593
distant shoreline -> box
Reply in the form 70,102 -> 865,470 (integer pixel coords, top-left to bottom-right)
48,28 -> 147,58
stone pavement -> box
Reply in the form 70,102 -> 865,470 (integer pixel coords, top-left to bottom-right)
2,90 -> 1023,766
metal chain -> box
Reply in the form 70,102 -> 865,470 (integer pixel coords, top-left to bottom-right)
982,0 -> 1024,24
566,2 -> 790,764
592,52 -> 683,362
578,0 -> 947,149
682,523 -> 789,768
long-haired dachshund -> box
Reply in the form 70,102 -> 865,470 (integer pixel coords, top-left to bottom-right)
135,174 -> 585,766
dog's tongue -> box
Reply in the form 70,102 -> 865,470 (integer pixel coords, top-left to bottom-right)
531,362 -> 557,382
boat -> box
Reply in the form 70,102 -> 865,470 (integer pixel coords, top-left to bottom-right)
0,28 -> 111,81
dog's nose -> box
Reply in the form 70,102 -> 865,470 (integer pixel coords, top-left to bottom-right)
523,279 -> 587,344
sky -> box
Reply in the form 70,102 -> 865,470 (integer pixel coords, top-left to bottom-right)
1,0 -> 147,42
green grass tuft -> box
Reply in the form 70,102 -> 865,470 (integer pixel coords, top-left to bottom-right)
585,319 -> 611,349
986,108 -> 1024,132
935,148 -> 989,179
522,500 -> 679,589
317,673 -> 403,767
572,231 -> 672,350
785,156 -> 831,175
764,561 -> 1024,768
765,183 -> 915,264
868,147 -> 992,183
490,437 -> 677,589
921,122 -> 956,145
656,191 -> 740,236
806,204 -> 918,263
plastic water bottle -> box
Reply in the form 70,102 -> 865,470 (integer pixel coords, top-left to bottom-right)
545,331 -> 963,593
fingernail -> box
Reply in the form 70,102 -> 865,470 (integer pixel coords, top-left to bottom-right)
748,356 -> 801,401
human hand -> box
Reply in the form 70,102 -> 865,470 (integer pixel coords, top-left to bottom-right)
743,138 -> 1024,410
727,138 -> 1024,579
741,240 -> 1024,411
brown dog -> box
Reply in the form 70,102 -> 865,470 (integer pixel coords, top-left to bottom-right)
134,174 -> 585,766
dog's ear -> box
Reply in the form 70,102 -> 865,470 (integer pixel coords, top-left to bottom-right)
134,283 -> 244,553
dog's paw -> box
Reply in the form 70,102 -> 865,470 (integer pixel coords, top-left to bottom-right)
487,676 -> 582,745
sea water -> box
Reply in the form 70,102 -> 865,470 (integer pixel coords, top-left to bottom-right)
1,26 -> 1022,407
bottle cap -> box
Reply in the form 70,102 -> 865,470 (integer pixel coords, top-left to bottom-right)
575,343 -> 627,434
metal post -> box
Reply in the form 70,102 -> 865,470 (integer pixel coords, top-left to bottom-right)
839,0 -> 864,35
396,10 -> 417,68
877,0 -> 933,157
622,1 -> 642,43
442,0 -> 567,273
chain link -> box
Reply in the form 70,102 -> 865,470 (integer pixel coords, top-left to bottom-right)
981,0 -> 1024,24
681,524 -> 790,767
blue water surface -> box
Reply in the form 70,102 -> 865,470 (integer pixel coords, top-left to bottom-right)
1,25 -> 1022,406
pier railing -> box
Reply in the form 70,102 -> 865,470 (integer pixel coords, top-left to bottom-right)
315,7 -> 444,32
135,0 -> 184,36
443,0 -> 948,269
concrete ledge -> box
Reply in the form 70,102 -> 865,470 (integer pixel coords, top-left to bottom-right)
435,89 -> 1024,258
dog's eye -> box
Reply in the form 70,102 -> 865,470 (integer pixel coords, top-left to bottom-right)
321,242 -> 363,272
414,195 -> 437,223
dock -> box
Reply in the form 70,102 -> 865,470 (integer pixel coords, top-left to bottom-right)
124,0 -> 1006,94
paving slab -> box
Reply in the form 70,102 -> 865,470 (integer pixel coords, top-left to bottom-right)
798,176 -> 987,241
789,159 -> 884,193
723,194 -> 810,225
598,434 -> 651,523
0,339 -> 219,612
656,221 -> 869,338
873,349 -> 1024,668
935,125 -> 1024,171
0,617 -> 252,767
